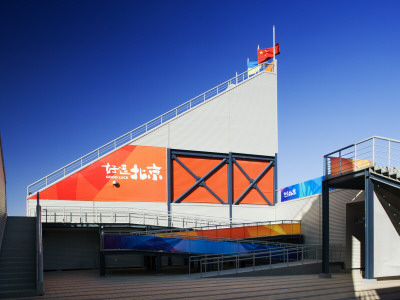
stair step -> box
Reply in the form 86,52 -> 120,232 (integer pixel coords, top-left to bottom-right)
0,282 -> 36,292
0,249 -> 35,257
0,260 -> 36,268
0,289 -> 37,299
0,276 -> 35,285
0,271 -> 36,280
0,250 -> 35,256
0,265 -> 36,273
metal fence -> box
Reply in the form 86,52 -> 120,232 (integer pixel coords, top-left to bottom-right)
28,205 -> 246,228
189,244 -> 344,276
324,136 -> 400,177
27,62 -> 275,196
136,219 -> 301,238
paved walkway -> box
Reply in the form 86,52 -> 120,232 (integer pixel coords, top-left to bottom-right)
15,269 -> 400,299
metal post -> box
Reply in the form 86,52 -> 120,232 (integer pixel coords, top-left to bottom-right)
99,251 -> 105,276
372,138 -> 375,166
167,148 -> 172,227
354,144 -> 357,170
273,153 -> 278,205
273,25 -> 276,61
320,179 -> 331,277
365,170 -> 374,279
36,193 -> 44,294
228,152 -> 233,224
269,250 -> 271,267
388,140 -> 391,168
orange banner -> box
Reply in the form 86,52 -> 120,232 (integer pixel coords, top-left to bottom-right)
29,145 -> 167,202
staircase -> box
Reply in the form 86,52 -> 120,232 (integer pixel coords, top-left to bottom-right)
0,217 -> 37,298
371,165 -> 400,181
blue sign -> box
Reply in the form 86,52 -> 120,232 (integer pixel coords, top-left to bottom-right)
281,176 -> 323,202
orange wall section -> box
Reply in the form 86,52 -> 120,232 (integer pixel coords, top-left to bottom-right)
29,145 -> 167,202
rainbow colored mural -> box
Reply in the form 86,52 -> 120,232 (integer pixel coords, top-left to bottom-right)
158,223 -> 301,239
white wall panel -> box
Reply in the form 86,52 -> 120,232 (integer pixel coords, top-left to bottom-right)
130,72 -> 277,156
132,124 -> 169,148
374,192 -> 400,278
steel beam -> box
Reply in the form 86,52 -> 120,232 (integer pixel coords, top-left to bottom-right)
365,170 -> 374,279
167,148 -> 172,227
321,179 -> 330,276
234,161 -> 273,205
228,152 -> 233,223
173,158 -> 227,203
273,153 -> 278,205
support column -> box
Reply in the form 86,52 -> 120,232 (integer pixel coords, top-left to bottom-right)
99,252 -> 105,276
156,255 -> 163,275
320,179 -> 331,277
167,148 -> 172,227
273,153 -> 278,205
228,152 -> 233,224
365,171 -> 374,279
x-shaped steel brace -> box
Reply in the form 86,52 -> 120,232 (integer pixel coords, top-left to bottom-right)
233,158 -> 273,205
172,155 -> 228,204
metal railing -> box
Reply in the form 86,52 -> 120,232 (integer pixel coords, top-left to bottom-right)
324,136 -> 400,177
28,205 -> 249,228
133,219 -> 301,238
189,244 -> 344,276
27,62 -> 275,196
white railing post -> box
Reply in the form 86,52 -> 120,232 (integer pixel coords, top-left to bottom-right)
372,138 -> 375,166
388,140 -> 391,168
354,144 -> 357,170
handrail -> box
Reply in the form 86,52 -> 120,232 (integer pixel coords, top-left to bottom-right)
27,62 -> 275,196
189,244 -> 344,276
29,205 -> 253,228
117,219 -> 302,237
324,136 -> 400,177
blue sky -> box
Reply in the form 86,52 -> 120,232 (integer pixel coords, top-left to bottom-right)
1,0 -> 400,216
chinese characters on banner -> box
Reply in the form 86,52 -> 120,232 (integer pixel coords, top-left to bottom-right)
101,163 -> 163,181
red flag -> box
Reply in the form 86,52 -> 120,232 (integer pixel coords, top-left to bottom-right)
258,43 -> 280,64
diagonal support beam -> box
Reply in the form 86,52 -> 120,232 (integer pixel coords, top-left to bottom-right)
172,155 -> 199,180
173,158 -> 228,203
202,182 -> 225,204
234,161 -> 273,205
232,158 -> 252,182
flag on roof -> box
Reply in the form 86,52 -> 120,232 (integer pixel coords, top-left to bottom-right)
247,60 -> 260,76
258,43 -> 280,64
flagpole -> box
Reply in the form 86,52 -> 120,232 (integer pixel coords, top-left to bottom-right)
273,25 -> 276,61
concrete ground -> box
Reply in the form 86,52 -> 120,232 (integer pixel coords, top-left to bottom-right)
14,268 -> 400,299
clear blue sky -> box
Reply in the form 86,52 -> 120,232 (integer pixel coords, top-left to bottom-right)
1,0 -> 400,216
